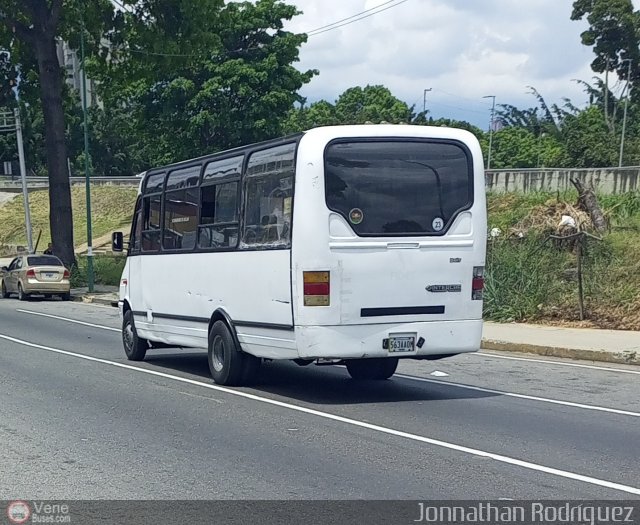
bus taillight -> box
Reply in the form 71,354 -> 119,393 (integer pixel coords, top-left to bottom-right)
303,271 -> 330,306
472,266 -> 484,300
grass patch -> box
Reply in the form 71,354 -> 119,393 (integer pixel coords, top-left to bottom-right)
0,186 -> 138,249
485,191 -> 640,330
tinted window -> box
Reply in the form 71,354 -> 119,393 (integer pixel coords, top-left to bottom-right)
129,197 -> 143,255
144,172 -> 165,193
325,140 -> 472,236
242,144 -> 295,247
166,165 -> 201,191
203,156 -> 243,182
163,188 -> 199,250
142,195 -> 162,252
27,256 -> 63,266
199,183 -> 239,249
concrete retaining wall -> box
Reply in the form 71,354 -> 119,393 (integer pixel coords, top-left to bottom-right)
485,167 -> 640,194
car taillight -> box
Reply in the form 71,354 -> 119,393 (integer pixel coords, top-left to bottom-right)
26,269 -> 36,278
472,266 -> 484,300
303,271 -> 330,306
63,269 -> 70,279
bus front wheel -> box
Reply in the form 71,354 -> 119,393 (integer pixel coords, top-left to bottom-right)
208,321 -> 260,386
122,310 -> 148,361
345,358 -> 398,380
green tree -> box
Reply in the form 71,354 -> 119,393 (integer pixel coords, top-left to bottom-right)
562,105 -> 619,167
93,0 -> 315,166
334,85 -> 412,124
572,0 -> 640,87
0,0 -> 113,265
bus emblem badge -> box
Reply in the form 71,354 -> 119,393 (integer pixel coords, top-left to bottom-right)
426,284 -> 461,293
349,208 -> 364,225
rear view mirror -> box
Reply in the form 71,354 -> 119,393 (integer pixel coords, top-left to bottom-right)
1,266 -> 7,272
112,232 -> 124,252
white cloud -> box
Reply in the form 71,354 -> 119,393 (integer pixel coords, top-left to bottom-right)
285,0 -> 607,127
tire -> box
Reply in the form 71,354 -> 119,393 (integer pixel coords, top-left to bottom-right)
207,320 -> 260,386
122,310 -> 148,361
17,283 -> 29,302
60,292 -> 71,301
44,294 -> 52,299
1,281 -> 9,299
345,358 -> 399,380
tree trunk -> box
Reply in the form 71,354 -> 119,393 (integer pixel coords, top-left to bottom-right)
571,178 -> 608,234
33,36 -> 75,267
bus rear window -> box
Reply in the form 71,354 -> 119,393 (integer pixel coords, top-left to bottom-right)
324,140 -> 472,236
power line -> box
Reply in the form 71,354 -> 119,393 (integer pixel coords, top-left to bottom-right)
307,0 -> 411,37
304,0 -> 398,34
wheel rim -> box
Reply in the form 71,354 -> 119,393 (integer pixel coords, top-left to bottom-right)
123,321 -> 134,351
212,335 -> 225,372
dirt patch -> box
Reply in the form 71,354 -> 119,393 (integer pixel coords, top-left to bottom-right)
0,192 -> 17,206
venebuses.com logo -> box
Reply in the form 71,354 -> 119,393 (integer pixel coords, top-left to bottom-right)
6,501 -> 31,524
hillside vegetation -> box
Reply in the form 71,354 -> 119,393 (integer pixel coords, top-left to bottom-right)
0,186 -> 138,253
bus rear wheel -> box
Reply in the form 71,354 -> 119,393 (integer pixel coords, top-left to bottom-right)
345,358 -> 398,380
208,321 -> 260,386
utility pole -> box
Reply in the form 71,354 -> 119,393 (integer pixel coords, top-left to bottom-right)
619,59 -> 632,168
14,107 -> 33,253
80,18 -> 94,292
423,88 -> 432,115
483,95 -> 496,170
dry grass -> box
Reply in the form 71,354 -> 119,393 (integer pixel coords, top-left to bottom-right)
0,185 -> 138,249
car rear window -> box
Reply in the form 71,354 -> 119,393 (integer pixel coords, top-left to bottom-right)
324,140 -> 473,236
27,256 -> 63,267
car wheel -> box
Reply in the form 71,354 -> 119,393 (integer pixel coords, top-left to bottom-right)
1,281 -> 9,299
122,310 -> 148,361
17,283 -> 29,302
345,358 -> 399,380
208,321 -> 260,386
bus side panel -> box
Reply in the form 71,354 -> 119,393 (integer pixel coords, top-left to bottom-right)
130,250 -> 295,357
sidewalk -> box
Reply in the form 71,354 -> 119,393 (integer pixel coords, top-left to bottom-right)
482,322 -> 640,365
71,285 -> 118,307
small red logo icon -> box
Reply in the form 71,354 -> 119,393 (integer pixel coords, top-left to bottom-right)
7,500 -> 31,524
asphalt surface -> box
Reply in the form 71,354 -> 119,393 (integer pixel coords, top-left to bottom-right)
0,298 -> 639,501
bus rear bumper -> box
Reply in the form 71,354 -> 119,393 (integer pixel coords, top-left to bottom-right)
296,319 -> 483,360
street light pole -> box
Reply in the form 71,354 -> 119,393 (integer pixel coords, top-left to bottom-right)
619,59 -> 632,168
423,88 -> 432,115
80,19 -> 94,292
14,107 -> 33,253
483,95 -> 496,170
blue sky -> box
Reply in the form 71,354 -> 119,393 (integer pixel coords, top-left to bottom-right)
285,0 -> 627,129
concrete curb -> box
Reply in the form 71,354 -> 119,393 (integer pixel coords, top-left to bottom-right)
482,339 -> 640,366
72,295 -> 118,307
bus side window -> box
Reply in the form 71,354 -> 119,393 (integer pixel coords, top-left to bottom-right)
198,182 -> 239,249
242,144 -> 295,248
141,195 -> 162,252
198,155 -> 243,250
129,197 -> 143,255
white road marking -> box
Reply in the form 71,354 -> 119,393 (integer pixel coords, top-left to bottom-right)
395,374 -> 640,418
1,332 -> 640,496
479,352 -> 640,375
16,309 -> 120,332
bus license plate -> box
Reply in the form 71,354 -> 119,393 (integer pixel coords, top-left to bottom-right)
388,336 -> 415,353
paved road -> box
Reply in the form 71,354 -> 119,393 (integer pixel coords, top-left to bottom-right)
0,298 -> 639,501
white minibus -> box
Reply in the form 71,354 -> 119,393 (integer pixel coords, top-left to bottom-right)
113,125 -> 487,385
